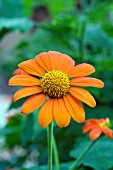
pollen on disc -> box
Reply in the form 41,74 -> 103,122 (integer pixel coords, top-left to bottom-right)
41,70 -> 70,98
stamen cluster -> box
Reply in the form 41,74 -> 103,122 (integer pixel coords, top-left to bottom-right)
99,118 -> 110,128
41,70 -> 70,98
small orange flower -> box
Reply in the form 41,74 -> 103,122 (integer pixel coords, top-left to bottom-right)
8,51 -> 104,128
83,118 -> 113,140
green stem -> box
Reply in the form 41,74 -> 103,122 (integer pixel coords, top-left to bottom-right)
78,0 -> 88,62
48,122 -> 53,170
70,140 -> 95,170
78,16 -> 87,62
53,135 -> 60,170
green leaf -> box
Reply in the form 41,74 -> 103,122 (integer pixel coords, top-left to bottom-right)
4,115 -> 22,146
32,110 -> 45,139
22,162 -> 73,170
0,18 -> 34,32
0,0 -> 33,18
84,24 -> 113,52
0,0 -> 24,17
23,0 -> 33,16
47,0 -> 75,16
21,114 -> 34,146
20,109 -> 46,146
20,28 -> 76,58
8,97 -> 28,110
70,136 -> 113,170
0,127 -> 19,135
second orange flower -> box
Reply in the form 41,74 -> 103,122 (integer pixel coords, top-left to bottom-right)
83,118 -> 113,140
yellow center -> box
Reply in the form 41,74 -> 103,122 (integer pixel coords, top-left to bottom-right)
41,70 -> 70,98
99,118 -> 110,128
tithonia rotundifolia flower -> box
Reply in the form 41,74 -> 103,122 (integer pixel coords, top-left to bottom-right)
83,118 -> 113,140
8,51 -> 104,128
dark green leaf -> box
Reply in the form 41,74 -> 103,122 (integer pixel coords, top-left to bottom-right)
21,114 -> 34,146
8,97 -> 28,110
70,136 -> 113,170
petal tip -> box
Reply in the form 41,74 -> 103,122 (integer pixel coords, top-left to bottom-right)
20,108 -> 27,115
100,82 -> 104,88
18,63 -> 21,67
18,62 -> 24,68
20,108 -> 24,114
97,80 -> 104,88
38,118 -> 49,128
92,67 -> 95,73
38,122 -> 47,128
91,101 -> 96,108
20,106 -> 29,114
58,123 -> 70,128
77,117 -> 85,123
13,96 -> 17,102
8,79 -> 12,86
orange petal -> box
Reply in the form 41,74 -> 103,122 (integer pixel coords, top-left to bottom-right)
21,94 -> 46,114
13,86 -> 42,102
58,54 -> 75,73
18,60 -> 45,77
35,51 -> 75,73
48,51 -> 62,70
35,52 -> 52,71
38,99 -> 54,128
8,75 -> 41,86
68,63 -> 95,77
102,128 -> 113,139
83,123 -> 98,134
69,87 -> 96,108
13,69 -> 27,75
53,98 -> 71,128
64,94 -> 85,123
85,119 -> 100,124
89,128 -> 102,140
48,51 -> 75,72
99,118 -> 106,123
70,77 -> 104,88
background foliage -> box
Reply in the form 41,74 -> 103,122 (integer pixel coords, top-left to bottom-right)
0,0 -> 113,169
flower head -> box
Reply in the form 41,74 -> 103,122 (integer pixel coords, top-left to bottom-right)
8,51 -> 104,128
83,118 -> 113,140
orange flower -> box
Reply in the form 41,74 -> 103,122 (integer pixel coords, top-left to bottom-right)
83,118 -> 113,140
8,51 -> 104,128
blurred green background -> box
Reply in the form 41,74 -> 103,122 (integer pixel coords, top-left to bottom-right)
0,0 -> 113,170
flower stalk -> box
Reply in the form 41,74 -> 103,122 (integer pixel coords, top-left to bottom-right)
48,122 -> 53,170
70,140 -> 95,170
53,135 -> 60,170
